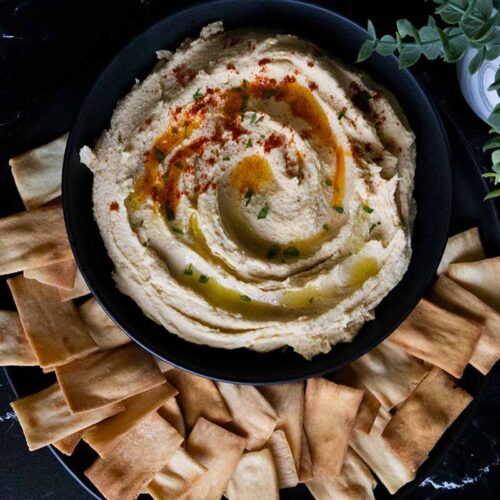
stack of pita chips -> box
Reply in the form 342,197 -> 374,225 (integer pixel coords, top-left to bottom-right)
1,138 -> 499,499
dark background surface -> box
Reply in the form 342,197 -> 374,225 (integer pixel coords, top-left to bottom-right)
0,0 -> 499,498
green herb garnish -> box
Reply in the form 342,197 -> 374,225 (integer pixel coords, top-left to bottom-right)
231,87 -> 242,92
240,94 -> 249,111
369,221 -> 381,233
166,206 -> 175,221
242,79 -> 248,90
323,223 -> 330,231
363,206 -> 374,214
246,138 -> 253,148
174,162 -> 183,170
249,112 -> 258,124
184,263 -> 193,275
223,155 -> 231,161
338,108 -> 347,120
244,189 -> 253,206
325,178 -> 332,186
193,88 -> 203,100
267,245 -> 280,259
155,147 -> 165,162
240,294 -> 252,302
199,274 -> 209,284
334,207 -> 344,214
172,226 -> 183,234
283,246 -> 300,258
257,205 -> 269,219
263,88 -> 277,98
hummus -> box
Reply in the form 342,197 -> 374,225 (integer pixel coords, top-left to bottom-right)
81,22 -> 416,359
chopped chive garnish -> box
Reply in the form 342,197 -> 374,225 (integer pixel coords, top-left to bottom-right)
155,147 -> 165,162
240,294 -> 252,302
249,112 -> 258,124
334,207 -> 344,214
184,263 -> 193,275
166,206 -> 175,221
174,162 -> 183,170
283,246 -> 300,258
193,88 -> 203,100
263,88 -> 277,98
199,274 -> 209,284
223,155 -> 231,161
257,205 -> 269,219
267,245 -> 280,259
240,94 -> 249,111
172,226 -> 183,234
369,221 -> 381,233
363,206 -> 374,214
246,138 -> 253,147
244,189 -> 253,206
231,86 -> 242,92
338,108 -> 347,120
325,178 -> 332,186
242,79 -> 248,90
323,223 -> 330,231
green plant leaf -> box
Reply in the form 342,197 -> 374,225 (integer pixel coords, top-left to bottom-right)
493,162 -> 500,174
376,34 -> 398,55
444,27 -> 468,61
367,19 -> 377,39
484,188 -> 500,199
436,0 -> 468,24
460,4 -> 498,43
399,43 -> 422,68
477,0 -> 494,18
492,149 -> 500,164
483,135 -> 500,151
488,104 -> 500,133
397,19 -> 421,41
488,67 -> 500,92
419,25 -> 442,58
486,43 -> 500,60
357,39 -> 377,62
469,47 -> 486,73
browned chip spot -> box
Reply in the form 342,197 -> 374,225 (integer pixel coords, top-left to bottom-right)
0,310 -> 37,366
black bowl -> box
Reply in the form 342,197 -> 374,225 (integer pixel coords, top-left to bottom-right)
63,0 -> 451,384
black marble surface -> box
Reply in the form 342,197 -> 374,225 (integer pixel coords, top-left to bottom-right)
0,1 -> 499,498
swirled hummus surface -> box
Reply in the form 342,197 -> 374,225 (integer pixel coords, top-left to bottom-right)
81,22 -> 416,359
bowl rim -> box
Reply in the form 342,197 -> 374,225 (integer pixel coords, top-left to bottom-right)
62,0 -> 451,384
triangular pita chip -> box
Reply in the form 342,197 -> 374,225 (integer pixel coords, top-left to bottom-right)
24,257 -> 77,290
306,448 -> 376,500
389,298 -> 483,378
260,382 -> 304,472
0,204 -> 72,275
216,382 -> 278,451
147,447 -> 206,500
164,369 -> 231,430
78,298 -> 130,350
437,227 -> 484,274
58,269 -> 90,301
349,341 -> 429,410
304,378 -> 363,478
266,429 -> 299,488
83,382 -> 177,457
447,256 -> 500,311
350,408 -> 416,494
430,274 -> 500,374
382,367 -> 472,471
10,134 -> 67,209
8,275 -> 98,367
186,417 -> 246,500
55,343 -> 165,412
85,412 -> 183,500
158,396 -> 186,437
11,383 -> 124,451
0,310 -> 37,366
225,448 -> 279,500
52,431 -> 82,456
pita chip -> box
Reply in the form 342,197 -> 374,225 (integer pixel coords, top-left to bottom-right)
55,343 -> 165,412
79,298 -> 130,350
226,448 -> 279,500
186,417 -> 246,500
382,367 -> 473,471
388,298 -> 483,378
8,275 -> 98,367
0,310 -> 37,366
156,358 -> 174,373
447,256 -> 500,311
158,396 -> 185,437
52,431 -> 83,456
83,382 -> 177,457
85,413 -> 183,500
437,227 -> 484,274
216,382 -> 278,451
304,378 -> 363,478
164,369 -> 231,430
260,382 -> 304,471
430,274 -> 500,374
350,408 -> 416,494
0,204 -> 72,275
333,366 -> 381,433
58,269 -> 90,302
10,134 -> 67,209
24,257 -> 77,290
147,447 -> 206,500
266,429 -> 299,488
306,448 -> 376,500
349,341 -> 429,410
299,430 -> 313,483
11,383 -> 124,451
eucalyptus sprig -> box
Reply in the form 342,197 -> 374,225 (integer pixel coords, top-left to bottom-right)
358,0 -> 500,199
